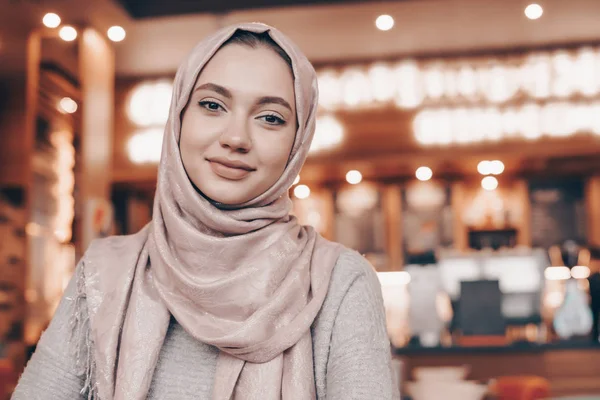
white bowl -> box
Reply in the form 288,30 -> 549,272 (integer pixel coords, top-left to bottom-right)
407,381 -> 488,400
413,366 -> 470,382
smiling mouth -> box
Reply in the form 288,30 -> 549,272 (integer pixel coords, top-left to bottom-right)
207,158 -> 255,181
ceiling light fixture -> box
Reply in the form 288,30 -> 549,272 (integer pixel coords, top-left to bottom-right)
59,25 -> 77,42
415,166 -> 433,181
42,12 -> 61,28
481,176 -> 499,191
58,97 -> 77,114
346,170 -> 363,185
107,26 -> 126,42
294,184 -> 311,199
525,3 -> 543,20
375,15 -> 394,31
478,160 -> 504,175
490,160 -> 505,175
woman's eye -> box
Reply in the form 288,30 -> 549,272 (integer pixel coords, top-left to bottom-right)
198,101 -> 223,112
258,114 -> 285,125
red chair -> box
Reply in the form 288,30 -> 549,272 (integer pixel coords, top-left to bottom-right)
0,360 -> 18,400
490,376 -> 551,400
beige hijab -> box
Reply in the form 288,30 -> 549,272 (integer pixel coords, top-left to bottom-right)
78,22 -> 343,400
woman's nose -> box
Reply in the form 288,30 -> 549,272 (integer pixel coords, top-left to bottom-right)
218,117 -> 252,153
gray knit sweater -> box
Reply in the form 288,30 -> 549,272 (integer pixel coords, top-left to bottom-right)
12,250 -> 400,399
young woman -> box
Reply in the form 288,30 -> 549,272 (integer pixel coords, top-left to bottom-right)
12,22 -> 400,400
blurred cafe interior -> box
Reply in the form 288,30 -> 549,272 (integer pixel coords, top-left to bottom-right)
3,0 -> 600,398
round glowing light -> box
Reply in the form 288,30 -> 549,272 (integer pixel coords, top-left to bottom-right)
107,26 -> 126,42
415,166 -> 433,181
42,13 -> 61,28
127,80 -> 173,127
127,128 -> 163,164
525,3 -> 543,20
544,266 -> 571,280
346,170 -> 363,185
311,115 -> 344,153
375,14 -> 394,31
479,160 -> 505,175
571,265 -> 591,279
58,97 -> 77,114
477,160 -> 491,175
293,175 -> 300,185
490,160 -> 505,175
294,184 -> 311,199
481,176 -> 499,191
59,26 -> 78,42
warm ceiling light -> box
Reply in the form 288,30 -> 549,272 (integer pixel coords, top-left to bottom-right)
107,26 -> 126,42
477,160 -> 491,175
293,175 -> 300,185
294,184 -> 311,199
571,266 -> 590,279
346,170 -> 362,185
127,80 -> 173,127
128,128 -> 163,164
478,160 -> 504,175
59,25 -> 78,42
58,97 -> 77,114
42,13 -> 61,28
415,166 -> 433,181
525,3 -> 543,20
311,115 -> 344,153
375,15 -> 394,31
481,176 -> 498,191
544,266 -> 571,281
490,160 -> 505,175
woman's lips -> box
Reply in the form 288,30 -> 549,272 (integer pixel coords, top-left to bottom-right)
208,159 -> 254,180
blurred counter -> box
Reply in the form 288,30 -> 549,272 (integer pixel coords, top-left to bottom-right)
394,340 -> 600,355
394,341 -> 600,397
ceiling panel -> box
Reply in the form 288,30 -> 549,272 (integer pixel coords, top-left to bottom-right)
113,0 -> 600,76
116,0 -> 395,19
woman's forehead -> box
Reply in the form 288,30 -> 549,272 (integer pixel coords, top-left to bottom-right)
199,46 -> 293,89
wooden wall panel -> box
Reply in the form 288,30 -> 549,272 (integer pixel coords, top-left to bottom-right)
586,176 -> 600,247
78,28 -> 115,251
0,75 -> 28,187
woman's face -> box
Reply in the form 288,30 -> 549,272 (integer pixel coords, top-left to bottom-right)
180,43 -> 297,205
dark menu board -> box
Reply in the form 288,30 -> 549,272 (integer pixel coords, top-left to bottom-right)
529,179 -> 586,249
458,280 -> 505,336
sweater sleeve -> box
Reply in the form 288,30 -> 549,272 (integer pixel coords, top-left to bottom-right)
11,264 -> 86,400
325,258 -> 401,400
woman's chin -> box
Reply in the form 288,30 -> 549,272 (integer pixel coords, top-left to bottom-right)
200,187 -> 254,207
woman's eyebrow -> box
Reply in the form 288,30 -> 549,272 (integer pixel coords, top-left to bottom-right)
194,82 -> 232,98
256,96 -> 293,112
194,84 -> 293,113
